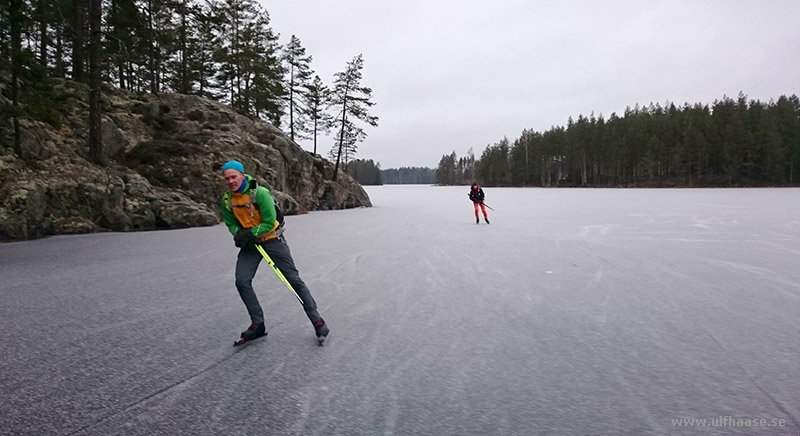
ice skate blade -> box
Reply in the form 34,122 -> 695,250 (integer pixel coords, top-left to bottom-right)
233,332 -> 268,347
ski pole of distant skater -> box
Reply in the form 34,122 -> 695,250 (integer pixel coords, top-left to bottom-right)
255,244 -> 304,305
482,202 -> 495,211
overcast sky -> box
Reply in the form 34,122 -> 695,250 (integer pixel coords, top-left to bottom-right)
261,0 -> 800,169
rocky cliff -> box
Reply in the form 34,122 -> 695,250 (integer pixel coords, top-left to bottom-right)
0,79 -> 371,241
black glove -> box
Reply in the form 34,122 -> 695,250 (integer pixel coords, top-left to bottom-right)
234,228 -> 256,248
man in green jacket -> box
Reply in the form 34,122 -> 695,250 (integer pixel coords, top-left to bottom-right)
220,160 -> 329,345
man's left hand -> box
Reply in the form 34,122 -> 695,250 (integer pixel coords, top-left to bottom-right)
234,228 -> 256,248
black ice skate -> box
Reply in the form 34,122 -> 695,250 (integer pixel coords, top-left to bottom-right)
234,322 -> 267,347
314,318 -> 330,346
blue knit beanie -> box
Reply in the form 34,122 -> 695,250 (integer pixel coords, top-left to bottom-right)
221,160 -> 245,174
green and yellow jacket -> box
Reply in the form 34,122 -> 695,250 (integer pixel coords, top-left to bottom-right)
221,174 -> 283,242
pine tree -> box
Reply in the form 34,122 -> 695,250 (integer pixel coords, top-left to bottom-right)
330,54 -> 378,180
304,74 -> 334,155
328,118 -> 365,167
212,0 -> 283,122
477,138 -> 510,186
246,12 -> 285,125
281,34 -> 312,142
175,0 -> 189,93
435,152 -> 457,185
51,0 -> 68,77
347,159 -> 383,185
142,0 -> 179,93
773,95 -> 800,183
88,0 -> 105,164
36,0 -> 48,66
70,0 -> 87,82
191,1 -> 222,99
213,0 -> 258,111
5,0 -> 25,156
106,0 -> 144,90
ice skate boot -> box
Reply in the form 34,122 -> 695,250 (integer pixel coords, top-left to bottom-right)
314,318 -> 330,346
234,322 -> 266,346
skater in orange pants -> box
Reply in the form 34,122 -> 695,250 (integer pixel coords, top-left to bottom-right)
468,183 -> 489,224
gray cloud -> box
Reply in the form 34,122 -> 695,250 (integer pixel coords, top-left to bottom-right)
263,0 -> 800,168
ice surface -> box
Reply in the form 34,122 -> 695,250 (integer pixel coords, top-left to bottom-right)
1,186 -> 799,435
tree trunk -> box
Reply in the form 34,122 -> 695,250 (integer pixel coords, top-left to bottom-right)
118,60 -> 125,90
289,65 -> 295,141
55,18 -> 65,77
147,0 -> 157,93
110,0 -> 125,89
38,0 -> 48,66
88,0 -> 106,165
72,0 -> 86,82
10,0 -> 23,157
179,0 -> 188,94
313,118 -> 318,154
581,154 -> 587,186
332,96 -> 348,181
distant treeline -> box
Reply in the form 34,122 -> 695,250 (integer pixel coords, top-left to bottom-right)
438,93 -> 800,187
346,159 -> 382,185
381,167 -> 435,184
346,159 -> 436,185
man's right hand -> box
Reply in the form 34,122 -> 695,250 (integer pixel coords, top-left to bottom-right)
234,228 -> 256,248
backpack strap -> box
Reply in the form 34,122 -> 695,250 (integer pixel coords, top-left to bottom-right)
225,181 -> 284,230
225,181 -> 260,217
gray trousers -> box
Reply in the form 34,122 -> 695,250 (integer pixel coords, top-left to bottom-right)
235,235 -> 321,325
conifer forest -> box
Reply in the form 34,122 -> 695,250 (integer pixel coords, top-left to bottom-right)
437,95 -> 800,188
1,0 -> 378,171
2,1 -> 798,188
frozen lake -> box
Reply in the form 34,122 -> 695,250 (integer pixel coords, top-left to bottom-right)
1,186 -> 799,435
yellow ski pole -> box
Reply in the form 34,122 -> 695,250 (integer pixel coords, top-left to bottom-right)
255,244 -> 304,305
